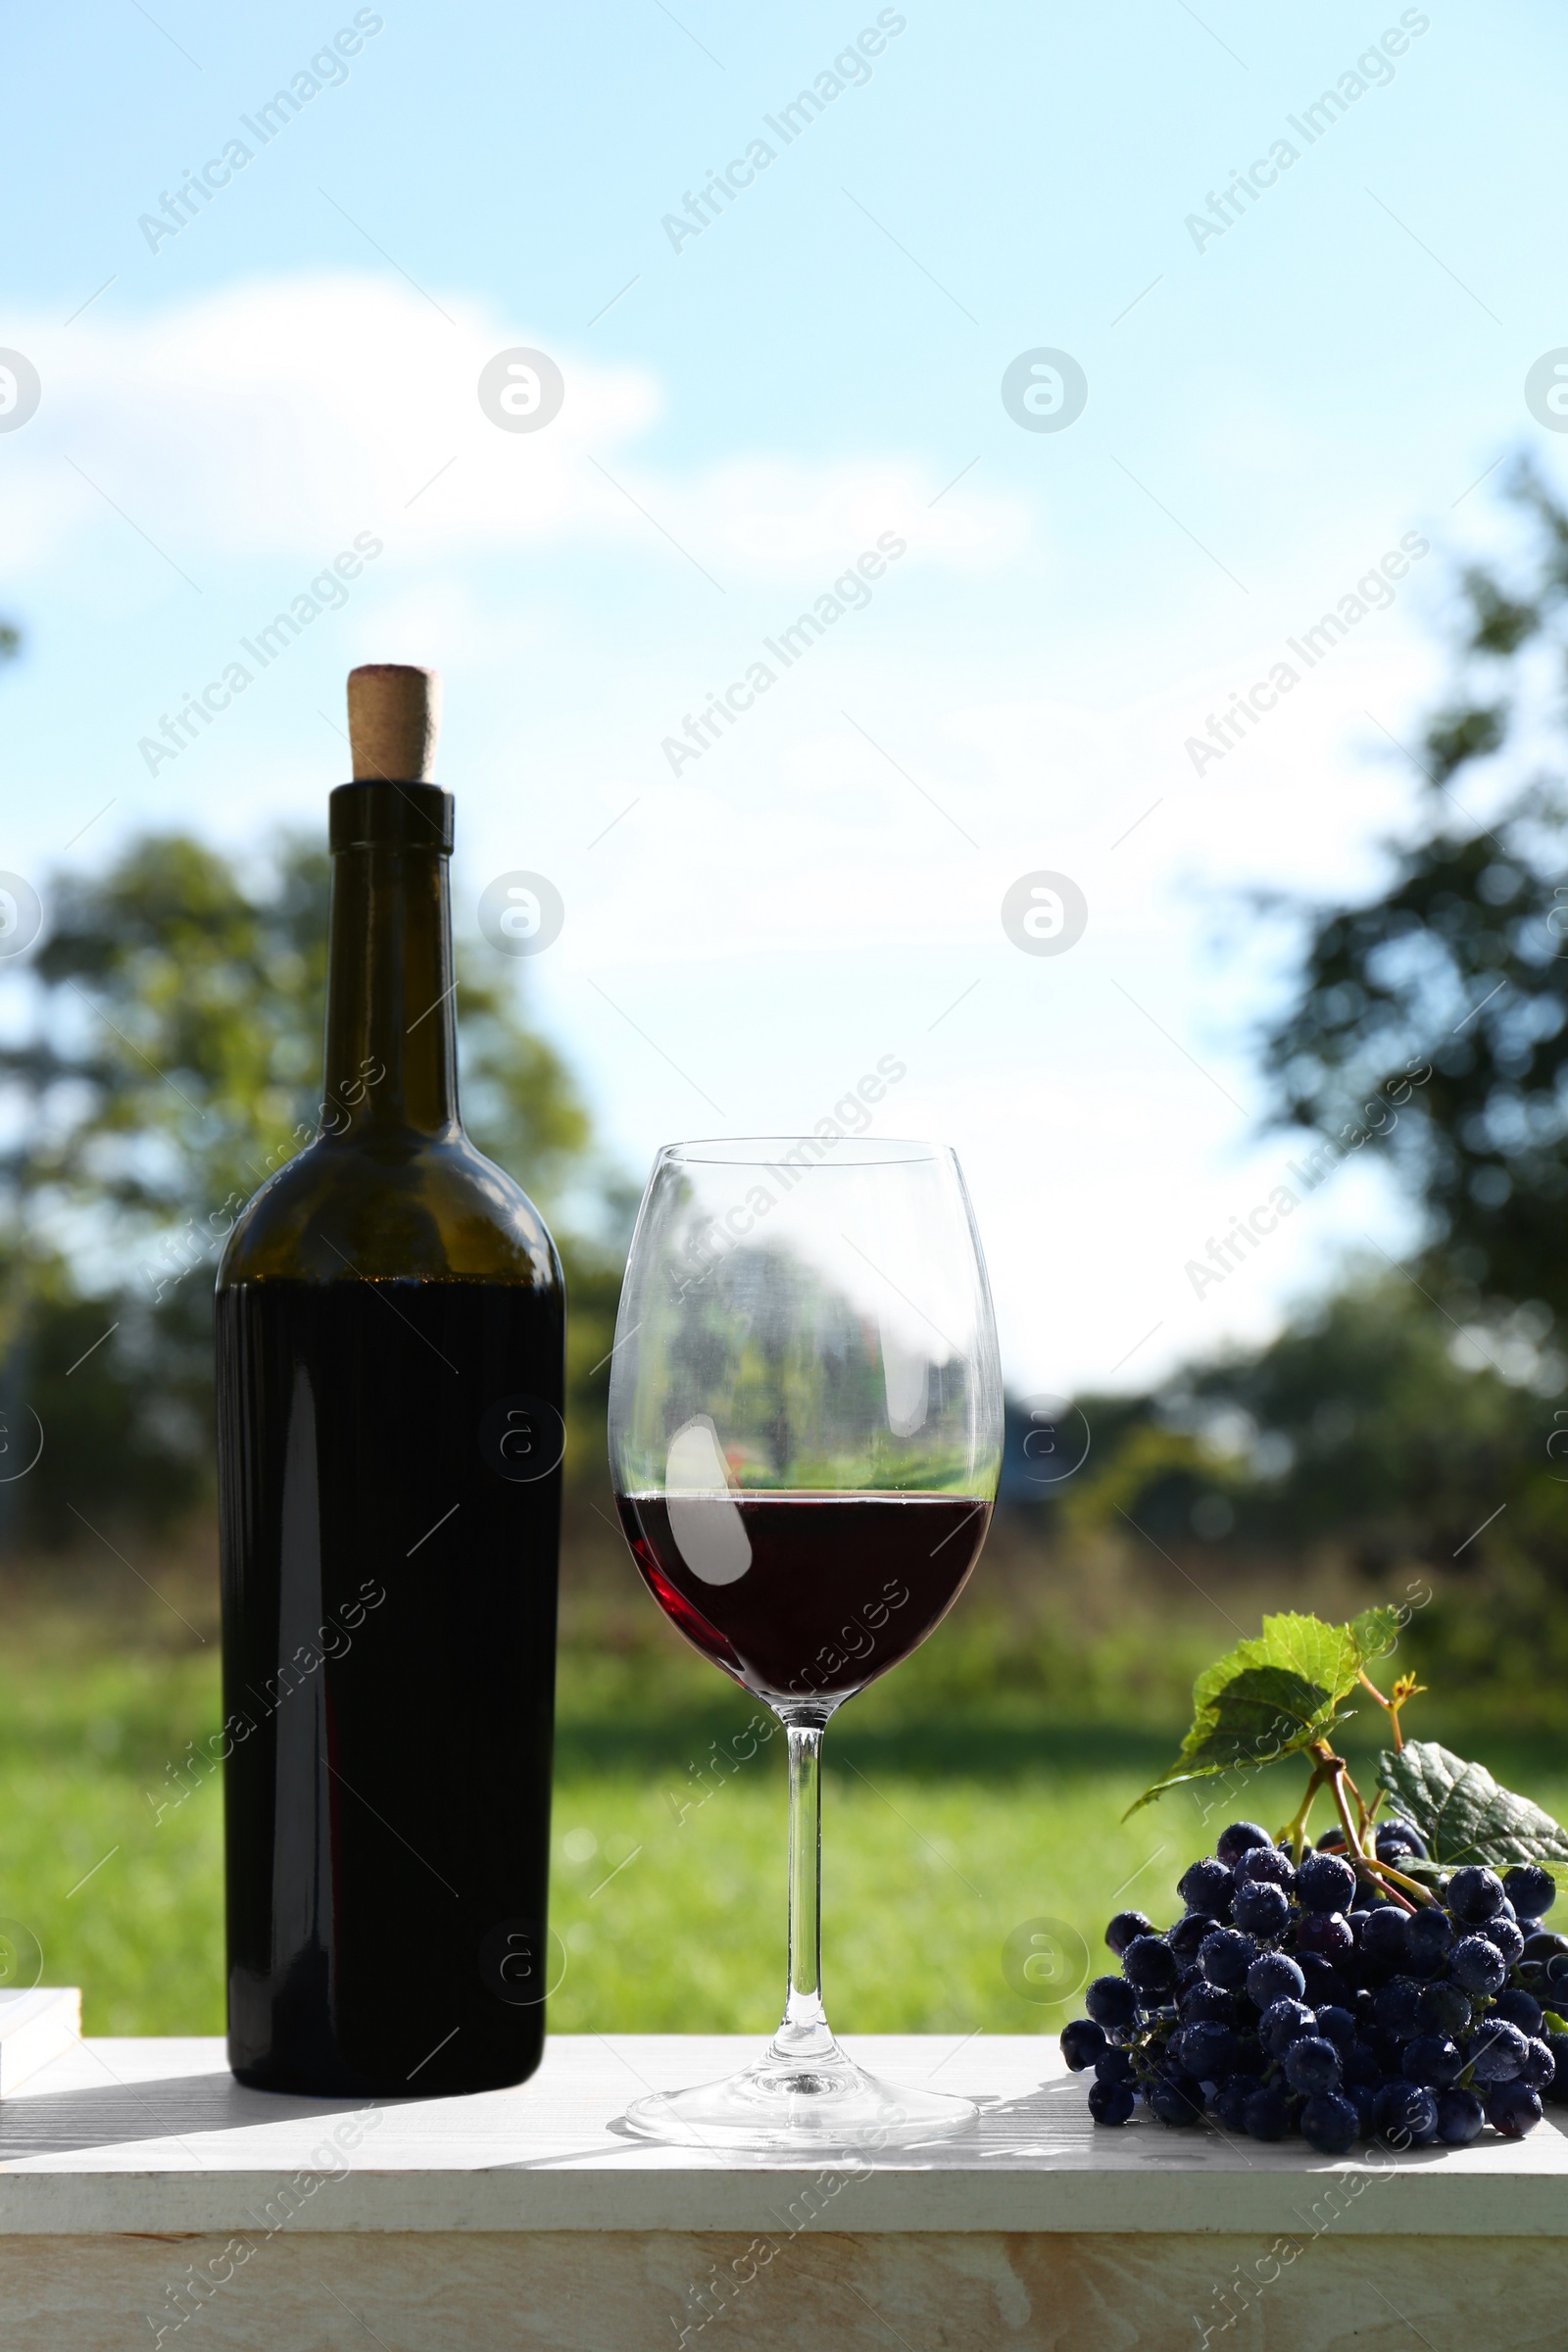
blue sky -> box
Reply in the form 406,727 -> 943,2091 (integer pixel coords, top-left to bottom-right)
4,0 -> 1566,1395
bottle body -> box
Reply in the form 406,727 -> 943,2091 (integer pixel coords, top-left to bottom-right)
216,779 -> 564,2094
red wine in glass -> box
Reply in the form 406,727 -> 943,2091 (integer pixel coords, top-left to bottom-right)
615,1491 -> 991,1709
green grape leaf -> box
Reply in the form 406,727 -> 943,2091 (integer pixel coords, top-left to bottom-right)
1125,1608 -> 1401,1818
1376,1740 -> 1568,1868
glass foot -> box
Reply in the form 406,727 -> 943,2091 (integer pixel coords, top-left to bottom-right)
622,2037 -> 977,2152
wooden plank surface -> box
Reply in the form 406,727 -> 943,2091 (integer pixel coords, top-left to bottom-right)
2,2227 -> 1565,2352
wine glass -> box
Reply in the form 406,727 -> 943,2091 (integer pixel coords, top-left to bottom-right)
608,1136 -> 1004,2149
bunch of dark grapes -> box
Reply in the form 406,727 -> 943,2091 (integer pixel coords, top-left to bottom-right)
1059,1823 -> 1567,2153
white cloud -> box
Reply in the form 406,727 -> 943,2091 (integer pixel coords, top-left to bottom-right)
1,272 -> 1024,577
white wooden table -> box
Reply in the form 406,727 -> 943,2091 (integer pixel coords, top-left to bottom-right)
1,2033 -> 1563,2349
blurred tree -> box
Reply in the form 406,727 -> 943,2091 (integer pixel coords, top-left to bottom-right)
1045,1278 -> 1568,1710
1262,460 -> 1568,1322
2,834 -> 592,1247
0,832 -> 625,1542
1166,1277 -> 1561,1568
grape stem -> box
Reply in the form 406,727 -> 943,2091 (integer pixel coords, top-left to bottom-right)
1356,1865 -> 1418,1915
1357,1666 -> 1402,1751
1356,1663 -> 1426,1753
1281,1764 -> 1331,1862
1307,1739 -> 1367,1859
1358,1854 -> 1438,1908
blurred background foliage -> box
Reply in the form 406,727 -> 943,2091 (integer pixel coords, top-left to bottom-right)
5,469 -> 1568,2032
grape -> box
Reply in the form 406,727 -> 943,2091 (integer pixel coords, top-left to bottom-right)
1244,2085 -> 1295,2140
1373,1978 -> 1423,2038
1284,2036 -> 1342,2096
1405,1906 -> 1453,1966
1346,2082 -> 1378,2137
1199,1929 -> 1256,1989
1375,1819 -> 1427,1861
1178,1857 -> 1235,1916
1467,2020 -> 1529,2082
1297,1851 -> 1357,1914
1492,1985 -> 1543,2036
1237,1846 -> 1296,1892
1369,2028 -> 1408,2077
1401,2034 -> 1463,2088
1105,1909 -> 1154,1957
1435,2088 -> 1485,2145
1402,1935 -> 1447,1984
1521,2036 -> 1556,2092
1521,1936 -> 1568,2000
1246,1952 -> 1305,2010
1148,2074 -> 1205,2127
1216,1822 -> 1272,1867
1176,2021 -> 1237,2080
1122,1936 -> 1181,1997
1260,1997 -> 1316,2058
1543,2031 -> 1568,2104
1209,2078 -> 1252,2132
1168,1912 -> 1222,1964
1485,2081 -> 1544,2138
1315,1827 -> 1348,1852
1296,1910 -> 1353,1962
1450,1936 -> 1508,1996
1179,1981 -> 1234,2024
1085,1975 -> 1139,2030
1300,2091 -> 1358,2153
1489,1915 -> 1525,1966
1446,1866 -> 1505,1926
1372,2082 -> 1439,2145
1095,2045 -> 1136,2085
1414,1981 -> 1471,2037
1296,1953 -> 1344,2007
1087,2078 -> 1136,2126
1314,2004 -> 1358,2052
1232,1881 -> 1291,1939
1502,1863 -> 1555,1919
1059,2018 -> 1107,2072
1359,1908 -> 1410,1966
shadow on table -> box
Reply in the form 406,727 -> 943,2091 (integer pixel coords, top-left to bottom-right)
0,2069 -> 392,2162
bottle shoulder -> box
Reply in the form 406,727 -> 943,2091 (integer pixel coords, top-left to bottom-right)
217,1132 -> 563,1290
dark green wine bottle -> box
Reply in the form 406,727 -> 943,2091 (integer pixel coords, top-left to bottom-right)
216,664 -> 564,2095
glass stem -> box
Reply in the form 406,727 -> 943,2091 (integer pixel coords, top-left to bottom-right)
773,1722 -> 834,2063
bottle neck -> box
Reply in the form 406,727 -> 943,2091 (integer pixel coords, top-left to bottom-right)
320,841 -> 460,1141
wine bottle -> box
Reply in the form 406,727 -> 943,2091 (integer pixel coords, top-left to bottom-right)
216,663 -> 564,2096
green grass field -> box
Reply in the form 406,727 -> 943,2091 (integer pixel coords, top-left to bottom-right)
5,1600 -> 1565,2043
